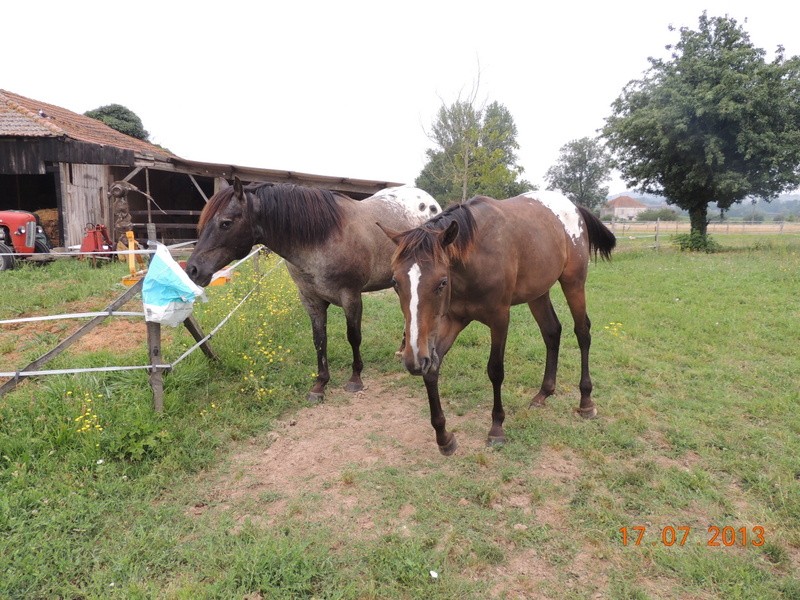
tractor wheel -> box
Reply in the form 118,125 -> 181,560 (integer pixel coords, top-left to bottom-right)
0,242 -> 16,270
34,240 -> 51,254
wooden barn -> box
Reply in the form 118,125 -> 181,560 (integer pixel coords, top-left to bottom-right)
0,89 -> 402,248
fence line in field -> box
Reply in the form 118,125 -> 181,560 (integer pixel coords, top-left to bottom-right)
607,219 -> 800,250
170,257 -> 285,368
609,220 -> 800,236
0,240 -> 195,258
0,245 -> 277,384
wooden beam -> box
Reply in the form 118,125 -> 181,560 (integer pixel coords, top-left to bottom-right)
188,174 -> 209,203
182,315 -> 218,362
122,167 -> 143,182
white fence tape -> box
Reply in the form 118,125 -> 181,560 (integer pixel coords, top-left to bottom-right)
170,257 -> 284,368
0,312 -> 145,325
0,247 -> 280,380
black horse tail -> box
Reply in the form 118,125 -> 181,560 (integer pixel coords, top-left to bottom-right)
578,206 -> 616,260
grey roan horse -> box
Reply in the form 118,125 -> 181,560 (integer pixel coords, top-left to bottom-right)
186,177 -> 440,402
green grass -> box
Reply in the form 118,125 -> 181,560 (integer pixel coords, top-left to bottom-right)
1,236 -> 799,598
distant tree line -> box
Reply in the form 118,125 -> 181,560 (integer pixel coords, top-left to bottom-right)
418,12 -> 800,251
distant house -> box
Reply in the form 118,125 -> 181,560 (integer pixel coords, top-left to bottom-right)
604,195 -> 648,221
1,90 -> 402,247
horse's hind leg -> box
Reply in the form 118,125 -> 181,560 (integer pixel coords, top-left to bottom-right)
486,312 -> 511,447
342,293 -> 365,393
528,293 -> 562,407
562,282 -> 597,419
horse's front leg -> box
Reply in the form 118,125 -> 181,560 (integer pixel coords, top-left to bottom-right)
486,311 -> 511,447
422,316 -> 466,456
341,292 -> 364,393
301,295 -> 331,403
422,370 -> 457,455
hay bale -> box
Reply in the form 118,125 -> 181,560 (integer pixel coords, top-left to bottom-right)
34,208 -> 60,246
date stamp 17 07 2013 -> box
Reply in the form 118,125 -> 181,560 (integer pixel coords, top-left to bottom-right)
619,526 -> 765,547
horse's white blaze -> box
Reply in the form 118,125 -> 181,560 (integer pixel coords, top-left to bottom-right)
522,190 -> 583,242
408,262 -> 422,367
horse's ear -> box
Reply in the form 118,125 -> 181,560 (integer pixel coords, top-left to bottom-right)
440,220 -> 459,247
233,177 -> 245,203
376,222 -> 403,245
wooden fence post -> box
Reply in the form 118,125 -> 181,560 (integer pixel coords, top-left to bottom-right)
654,218 -> 660,250
147,321 -> 165,412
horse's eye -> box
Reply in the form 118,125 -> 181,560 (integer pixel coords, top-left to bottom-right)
436,277 -> 448,293
219,220 -> 232,231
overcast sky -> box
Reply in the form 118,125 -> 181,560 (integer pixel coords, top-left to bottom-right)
4,1 -> 799,194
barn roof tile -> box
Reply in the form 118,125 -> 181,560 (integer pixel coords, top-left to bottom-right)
0,89 -> 174,159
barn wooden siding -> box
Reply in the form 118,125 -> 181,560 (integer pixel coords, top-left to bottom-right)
59,163 -> 111,246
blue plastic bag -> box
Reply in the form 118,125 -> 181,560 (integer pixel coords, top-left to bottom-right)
142,243 -> 206,326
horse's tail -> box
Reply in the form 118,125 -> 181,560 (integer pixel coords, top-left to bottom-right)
578,206 -> 616,260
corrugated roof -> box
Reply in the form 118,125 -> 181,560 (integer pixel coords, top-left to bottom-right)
0,89 -> 174,159
607,195 -> 647,208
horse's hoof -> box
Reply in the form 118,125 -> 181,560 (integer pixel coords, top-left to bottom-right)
530,393 -> 549,408
575,405 -> 597,419
487,435 -> 506,448
307,391 -> 325,405
438,435 -> 458,456
344,381 -> 364,393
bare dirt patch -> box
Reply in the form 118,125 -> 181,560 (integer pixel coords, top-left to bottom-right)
187,391 -> 607,598
532,447 -> 583,484
194,374 -> 487,528
69,318 -> 150,354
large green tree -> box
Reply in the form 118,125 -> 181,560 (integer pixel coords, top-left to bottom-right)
602,13 -> 800,243
544,137 -> 612,211
416,97 -> 532,205
84,104 -> 150,141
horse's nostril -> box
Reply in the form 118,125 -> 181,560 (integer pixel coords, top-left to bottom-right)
420,356 -> 431,374
185,264 -> 197,278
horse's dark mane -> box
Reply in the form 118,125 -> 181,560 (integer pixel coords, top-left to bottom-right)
199,183 -> 345,247
394,198 -> 480,264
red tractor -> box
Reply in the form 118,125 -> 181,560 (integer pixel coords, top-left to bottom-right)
0,210 -> 52,270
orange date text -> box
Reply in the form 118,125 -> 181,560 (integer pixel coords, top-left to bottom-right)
619,525 -> 765,547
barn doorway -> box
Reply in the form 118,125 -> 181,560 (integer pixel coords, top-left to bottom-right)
0,173 -> 61,246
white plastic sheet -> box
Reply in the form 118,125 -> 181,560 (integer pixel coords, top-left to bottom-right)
142,244 -> 206,326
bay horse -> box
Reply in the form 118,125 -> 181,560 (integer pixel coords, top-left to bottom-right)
379,191 -> 616,455
186,178 -> 441,402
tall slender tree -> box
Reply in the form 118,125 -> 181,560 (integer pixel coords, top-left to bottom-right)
417,91 -> 532,205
